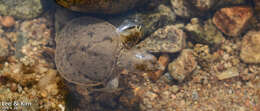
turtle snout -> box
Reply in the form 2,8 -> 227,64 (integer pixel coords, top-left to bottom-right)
121,49 -> 159,72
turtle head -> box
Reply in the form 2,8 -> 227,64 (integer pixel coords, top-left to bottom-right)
119,49 -> 159,73
116,20 -> 143,48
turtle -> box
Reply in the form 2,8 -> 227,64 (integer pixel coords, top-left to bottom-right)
53,2 -> 177,110
55,16 -> 159,92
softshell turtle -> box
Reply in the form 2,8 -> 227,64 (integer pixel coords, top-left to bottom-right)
55,16 -> 159,91
53,3 -> 176,110
55,0 -> 149,14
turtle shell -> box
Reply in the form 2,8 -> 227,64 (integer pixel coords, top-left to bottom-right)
55,16 -> 121,86
55,0 -> 149,14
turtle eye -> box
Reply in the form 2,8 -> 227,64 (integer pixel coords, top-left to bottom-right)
135,53 -> 145,59
116,20 -> 138,33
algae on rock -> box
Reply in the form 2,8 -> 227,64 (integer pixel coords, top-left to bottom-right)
0,0 -> 46,19
185,18 -> 225,45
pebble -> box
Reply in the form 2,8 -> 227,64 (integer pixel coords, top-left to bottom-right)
0,16 -> 15,28
216,67 -> 239,80
0,38 -> 10,61
190,0 -> 218,11
170,0 -> 197,18
240,30 -> 260,63
10,83 -> 18,92
213,6 -> 253,37
148,54 -> 170,81
136,25 -> 186,53
168,49 -> 197,82
38,69 -> 59,96
170,85 -> 179,93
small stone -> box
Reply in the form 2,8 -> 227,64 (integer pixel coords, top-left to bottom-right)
240,30 -> 260,63
40,90 -> 47,98
170,0 -> 198,18
159,72 -> 175,84
136,25 -> 186,53
168,49 -> 197,82
148,54 -> 170,81
17,84 -> 22,93
119,90 -> 140,108
0,16 -> 15,27
10,83 -> 17,92
170,85 -> 179,93
190,0 -> 218,11
38,69 -> 59,96
46,84 -> 59,96
213,6 -> 253,37
216,67 -> 239,80
192,90 -> 199,100
0,38 -> 10,61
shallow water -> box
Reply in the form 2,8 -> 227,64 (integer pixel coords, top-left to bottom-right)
0,0 -> 260,111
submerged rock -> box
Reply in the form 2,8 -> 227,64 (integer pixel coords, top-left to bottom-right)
216,67 -> 239,80
56,0 -> 149,14
0,16 -> 16,28
168,49 -> 197,82
240,30 -> 260,63
190,0 -> 218,11
213,6 -> 253,37
170,0 -> 198,18
148,54 -> 170,81
136,25 -> 186,53
0,0 -> 47,19
170,0 -> 249,18
185,18 -> 225,45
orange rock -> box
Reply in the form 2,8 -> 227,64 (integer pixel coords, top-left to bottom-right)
148,54 -> 170,81
213,6 -> 253,37
0,16 -> 15,28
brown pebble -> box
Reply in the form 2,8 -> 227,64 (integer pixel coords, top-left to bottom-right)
148,54 -> 170,81
0,16 -> 15,28
40,90 -> 48,98
10,83 -> 18,92
121,69 -> 129,75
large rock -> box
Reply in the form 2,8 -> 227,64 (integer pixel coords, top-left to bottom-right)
168,49 -> 197,82
213,6 -> 253,37
0,0 -> 48,19
136,25 -> 186,53
191,0 -> 248,11
56,0 -> 149,14
170,0 -> 248,18
185,18 -> 225,45
240,30 -> 260,63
